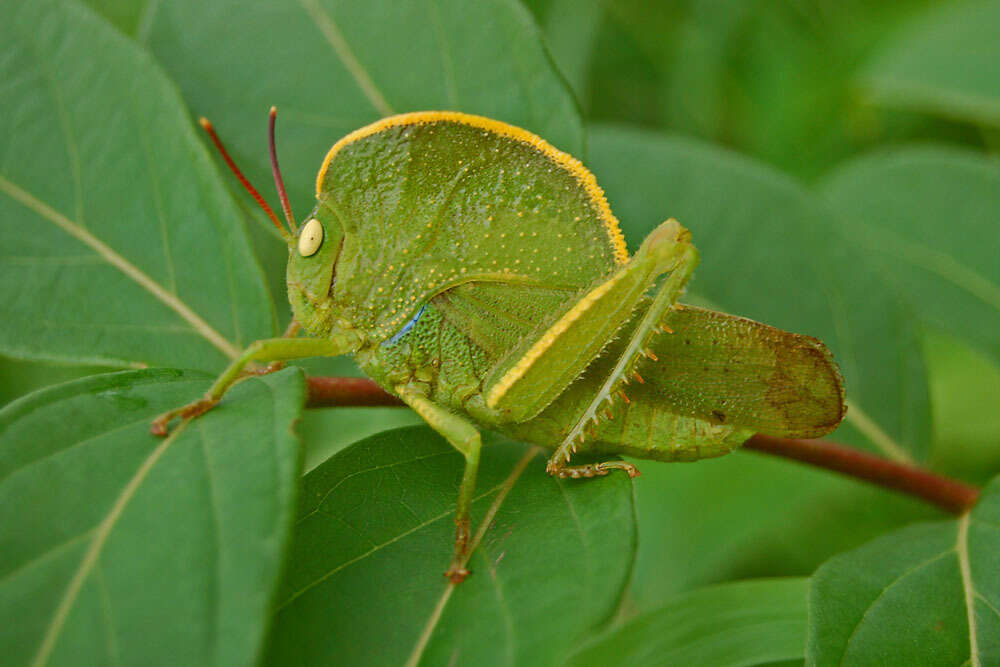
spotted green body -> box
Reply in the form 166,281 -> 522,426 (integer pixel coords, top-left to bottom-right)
159,111 -> 846,581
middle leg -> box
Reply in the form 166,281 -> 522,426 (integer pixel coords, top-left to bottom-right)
397,385 -> 483,583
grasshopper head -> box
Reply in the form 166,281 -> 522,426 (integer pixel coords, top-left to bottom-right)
197,108 -> 351,336
286,206 -> 346,335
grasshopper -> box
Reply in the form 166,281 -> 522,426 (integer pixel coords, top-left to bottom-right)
153,109 -> 845,582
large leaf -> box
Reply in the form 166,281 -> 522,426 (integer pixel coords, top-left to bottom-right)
862,0 -> 1000,128
522,0 -> 605,101
85,0 -> 585,290
588,124 -> 929,462
0,0 -> 275,372
820,147 -> 1000,365
0,368 -> 304,666
297,406 -> 421,473
265,426 -> 636,666
566,578 -> 809,667
808,475 -> 1000,665
626,450 -> 938,609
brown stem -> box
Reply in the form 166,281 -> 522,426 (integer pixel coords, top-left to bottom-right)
304,376 -> 981,515
306,376 -> 405,407
743,434 -> 979,514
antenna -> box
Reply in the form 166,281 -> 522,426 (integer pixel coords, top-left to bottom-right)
198,116 -> 292,242
269,107 -> 297,234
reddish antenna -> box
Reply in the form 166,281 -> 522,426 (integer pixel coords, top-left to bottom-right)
269,107 -> 297,234
198,116 -> 292,242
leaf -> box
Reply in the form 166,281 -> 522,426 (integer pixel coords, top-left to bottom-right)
627,450 -> 939,609
89,0 -> 584,252
523,0 -> 605,101
0,368 -> 304,667
924,331 -> 1000,483
0,0 -> 276,372
587,124 -> 930,463
297,406 -> 422,473
265,426 -> 636,667
808,475 -> 1000,666
861,0 -> 1000,128
820,147 -> 1000,366
566,578 -> 809,667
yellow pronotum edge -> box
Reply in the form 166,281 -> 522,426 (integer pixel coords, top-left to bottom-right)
315,111 -> 629,266
485,270 -> 623,409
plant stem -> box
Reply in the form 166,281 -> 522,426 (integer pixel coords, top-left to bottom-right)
743,434 -> 979,514
304,376 -> 981,515
306,376 -> 405,407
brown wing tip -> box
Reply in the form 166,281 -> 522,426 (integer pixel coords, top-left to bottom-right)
786,334 -> 847,438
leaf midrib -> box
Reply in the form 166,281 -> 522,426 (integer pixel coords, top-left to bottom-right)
296,0 -> 394,117
839,514 -> 990,667
30,418 -> 187,667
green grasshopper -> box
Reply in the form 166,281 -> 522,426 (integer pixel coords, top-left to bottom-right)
153,109 -> 845,582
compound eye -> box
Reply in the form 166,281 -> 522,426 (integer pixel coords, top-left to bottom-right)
298,218 -> 323,257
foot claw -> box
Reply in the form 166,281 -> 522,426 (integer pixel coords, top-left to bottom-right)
150,419 -> 168,437
445,567 -> 470,584
548,461 -> 638,479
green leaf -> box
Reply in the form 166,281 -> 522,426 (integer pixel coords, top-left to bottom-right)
523,0 -> 605,101
627,450 -> 938,608
808,475 -> 1000,665
820,147 -> 1000,366
924,331 -> 1000,483
0,368 -> 304,667
265,426 -> 636,667
0,0 -> 275,372
588,124 -> 929,463
566,578 -> 809,667
297,406 -> 422,473
862,0 -> 1000,128
86,0 -> 585,310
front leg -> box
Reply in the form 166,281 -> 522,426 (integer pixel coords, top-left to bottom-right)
396,385 -> 482,583
151,331 -> 361,435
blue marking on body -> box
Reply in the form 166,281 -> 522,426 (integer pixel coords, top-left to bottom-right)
383,304 -> 428,347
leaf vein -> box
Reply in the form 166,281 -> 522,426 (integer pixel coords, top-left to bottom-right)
297,0 -> 394,116
838,548 -> 954,666
958,513 -> 980,667
0,176 -> 240,361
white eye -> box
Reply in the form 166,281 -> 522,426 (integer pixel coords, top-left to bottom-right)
298,218 -> 323,257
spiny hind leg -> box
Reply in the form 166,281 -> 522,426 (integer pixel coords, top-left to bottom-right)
397,385 -> 482,584
546,229 -> 699,478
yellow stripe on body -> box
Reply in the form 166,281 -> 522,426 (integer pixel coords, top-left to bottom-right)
485,271 -> 623,408
315,111 -> 629,266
